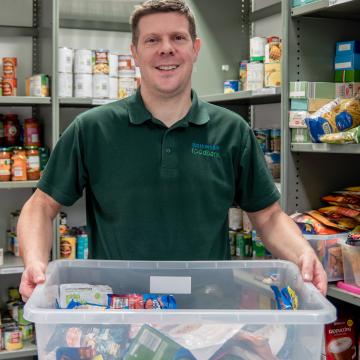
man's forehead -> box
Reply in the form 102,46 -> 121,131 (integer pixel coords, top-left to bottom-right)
138,12 -> 190,33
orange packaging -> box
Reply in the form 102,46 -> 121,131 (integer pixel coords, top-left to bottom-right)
11,147 -> 27,181
3,57 -> 17,79
0,148 -> 11,181
60,236 -> 76,259
2,78 -> 17,96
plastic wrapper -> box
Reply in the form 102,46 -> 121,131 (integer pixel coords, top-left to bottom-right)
291,213 -> 340,235
305,210 -> 358,231
319,124 -> 360,144
318,206 -> 360,222
270,285 -> 298,310
108,294 -> 176,309
305,97 -> 360,142
322,194 -> 360,211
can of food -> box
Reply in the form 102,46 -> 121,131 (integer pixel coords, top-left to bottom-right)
19,324 -> 33,342
58,47 -> 73,73
58,72 -> 73,97
93,74 -> 109,98
109,53 -> 118,77
224,80 -> 239,94
118,54 -> 135,73
253,129 -> 271,153
60,235 -> 76,259
118,77 -> 136,99
239,61 -> 248,91
250,37 -> 267,61
76,234 -> 89,259
243,233 -> 253,258
17,303 -> 30,326
109,77 -> 118,99
3,58 -> 17,79
235,232 -> 245,257
229,230 -> 237,257
264,152 -> 281,181
270,128 -> 281,152
74,74 -> 92,98
4,327 -> 23,351
93,50 -> 109,74
26,74 -> 49,97
2,78 -> 17,96
74,49 -> 92,74
228,207 -> 243,231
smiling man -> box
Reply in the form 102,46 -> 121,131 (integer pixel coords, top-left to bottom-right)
18,0 -> 327,302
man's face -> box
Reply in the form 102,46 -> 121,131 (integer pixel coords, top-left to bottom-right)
131,12 -> 200,97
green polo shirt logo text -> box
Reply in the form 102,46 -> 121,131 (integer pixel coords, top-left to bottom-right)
191,142 -> 221,158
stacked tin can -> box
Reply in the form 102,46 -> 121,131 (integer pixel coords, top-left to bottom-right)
118,55 -> 137,99
58,47 -> 74,97
2,58 -> 17,96
74,49 -> 93,98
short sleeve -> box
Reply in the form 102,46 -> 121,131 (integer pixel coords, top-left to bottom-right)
37,117 -> 88,206
235,126 -> 280,212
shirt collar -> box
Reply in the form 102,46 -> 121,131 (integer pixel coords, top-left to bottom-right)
127,89 -> 210,127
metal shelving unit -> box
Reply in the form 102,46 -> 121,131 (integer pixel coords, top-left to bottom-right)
0,254 -> 24,275
291,143 -> 360,154
0,96 -> 51,105
59,97 -> 118,107
327,284 -> 360,307
0,181 -> 38,189
0,344 -> 37,360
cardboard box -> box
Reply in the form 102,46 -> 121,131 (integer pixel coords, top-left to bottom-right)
264,63 -> 281,87
336,40 -> 360,56
290,98 -> 332,111
289,81 -> 335,99
335,82 -> 360,98
335,69 -> 360,82
289,111 -> 308,128
291,128 -> 311,143
335,53 -> 360,70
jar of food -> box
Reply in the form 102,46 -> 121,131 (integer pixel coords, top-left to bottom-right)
0,148 -> 12,182
4,114 -> 20,147
24,118 -> 41,147
25,146 -> 40,180
0,114 -> 4,146
11,147 -> 27,181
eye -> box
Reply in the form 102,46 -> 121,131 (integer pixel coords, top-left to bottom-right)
145,37 -> 157,44
175,35 -> 186,41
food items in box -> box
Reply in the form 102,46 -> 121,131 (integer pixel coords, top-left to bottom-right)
322,194 -> 360,211
292,213 -> 340,235
318,206 -> 360,222
306,210 -> 358,231
108,294 -> 177,310
320,125 -> 360,144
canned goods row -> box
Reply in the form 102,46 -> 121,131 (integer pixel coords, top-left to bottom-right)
229,230 -> 269,259
58,47 -> 138,77
253,128 -> 281,153
59,73 -> 138,99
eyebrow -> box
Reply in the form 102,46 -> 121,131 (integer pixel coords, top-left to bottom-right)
142,31 -> 190,38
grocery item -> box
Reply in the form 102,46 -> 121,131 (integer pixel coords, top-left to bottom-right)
0,147 -> 11,181
109,77 -> 118,99
0,248 -> 3,266
265,36 -> 281,63
11,147 -> 27,181
58,72 -> 73,97
318,206 -> 360,222
58,47 -> 74,73
25,74 -> 49,97
108,294 -> 177,309
93,74 -> 109,98
292,213 -> 340,235
118,77 -> 136,99
306,209 -> 357,231
289,111 -> 308,128
270,128 -> 281,152
250,37 -> 267,62
320,124 -> 360,144
118,54 -> 135,75
264,63 -> 281,87
93,50 -> 110,75
25,146 -> 40,180
322,194 -> 360,210
246,62 -> 264,90
2,78 -> 17,96
253,128 -> 270,152
4,327 -> 23,351
3,57 -> 17,79
109,53 -> 118,77
224,80 -> 239,93
24,117 -> 41,147
335,82 -> 360,98
74,49 -> 92,74
74,74 -> 92,98
60,235 -> 76,259
3,113 -> 20,146
239,60 -> 248,90
271,285 -> 298,310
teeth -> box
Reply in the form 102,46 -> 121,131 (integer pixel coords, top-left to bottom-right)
158,65 -> 177,70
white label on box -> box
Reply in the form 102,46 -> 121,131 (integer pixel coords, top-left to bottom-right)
252,87 -> 276,96
290,90 -> 306,97
150,276 -> 191,294
335,61 -> 352,69
329,0 -> 352,6
338,44 -> 351,51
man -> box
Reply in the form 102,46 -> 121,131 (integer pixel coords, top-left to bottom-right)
18,0 -> 327,302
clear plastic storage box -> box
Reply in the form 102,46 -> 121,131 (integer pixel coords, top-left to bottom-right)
24,260 -> 336,360
342,243 -> 360,286
305,233 -> 347,282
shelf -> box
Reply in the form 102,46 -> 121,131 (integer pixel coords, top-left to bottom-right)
250,2 -> 282,21
0,25 -> 38,37
60,19 -> 131,32
327,284 -> 360,306
0,97 -> 51,105
0,344 -> 37,359
0,254 -> 24,275
0,181 -> 38,189
200,88 -> 281,105
59,97 -> 119,107
291,143 -> 360,153
291,0 -> 360,20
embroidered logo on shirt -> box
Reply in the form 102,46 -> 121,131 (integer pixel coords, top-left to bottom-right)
191,142 -> 221,158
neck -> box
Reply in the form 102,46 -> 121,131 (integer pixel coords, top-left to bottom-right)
140,85 -> 192,128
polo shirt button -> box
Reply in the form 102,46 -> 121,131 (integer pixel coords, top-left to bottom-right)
166,148 -> 171,153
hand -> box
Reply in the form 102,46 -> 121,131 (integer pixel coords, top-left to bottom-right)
20,261 -> 47,302
298,250 -> 327,295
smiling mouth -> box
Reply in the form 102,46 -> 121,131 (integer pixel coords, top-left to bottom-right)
155,65 -> 180,71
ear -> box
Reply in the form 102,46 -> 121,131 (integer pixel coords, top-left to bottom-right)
192,37 -> 201,63
131,43 -> 139,66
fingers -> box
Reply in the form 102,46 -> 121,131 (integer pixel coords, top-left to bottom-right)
314,260 -> 328,296
19,264 -> 46,302
299,253 -> 314,282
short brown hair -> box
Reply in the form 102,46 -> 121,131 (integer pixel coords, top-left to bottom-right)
130,0 -> 197,46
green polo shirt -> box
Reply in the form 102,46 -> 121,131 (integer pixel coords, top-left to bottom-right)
38,90 -> 279,260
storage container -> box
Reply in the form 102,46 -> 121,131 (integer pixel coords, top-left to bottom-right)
342,243 -> 360,286
24,260 -> 336,360
305,233 -> 347,282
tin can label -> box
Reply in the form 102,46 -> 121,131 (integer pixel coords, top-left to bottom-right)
60,236 -> 76,259
93,50 -> 109,74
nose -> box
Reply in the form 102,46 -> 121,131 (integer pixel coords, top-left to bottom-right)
159,39 -> 175,56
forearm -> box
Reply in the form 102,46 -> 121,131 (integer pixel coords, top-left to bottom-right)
18,190 -> 60,266
248,203 -> 314,265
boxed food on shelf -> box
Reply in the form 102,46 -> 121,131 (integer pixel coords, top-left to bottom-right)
246,62 -> 264,90
25,74 -> 50,97
291,128 -> 311,143
289,111 -> 308,128
290,98 -> 333,112
24,260 -> 336,360
335,69 -> 360,83
265,36 -> 282,63
335,53 -> 360,71
264,63 -> 281,87
342,243 -> 360,287
305,233 -> 347,282
336,40 -> 360,56
335,82 -> 360,98
289,82 -> 335,99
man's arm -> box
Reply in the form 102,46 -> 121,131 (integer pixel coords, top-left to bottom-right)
17,189 -> 61,301
247,201 -> 327,295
